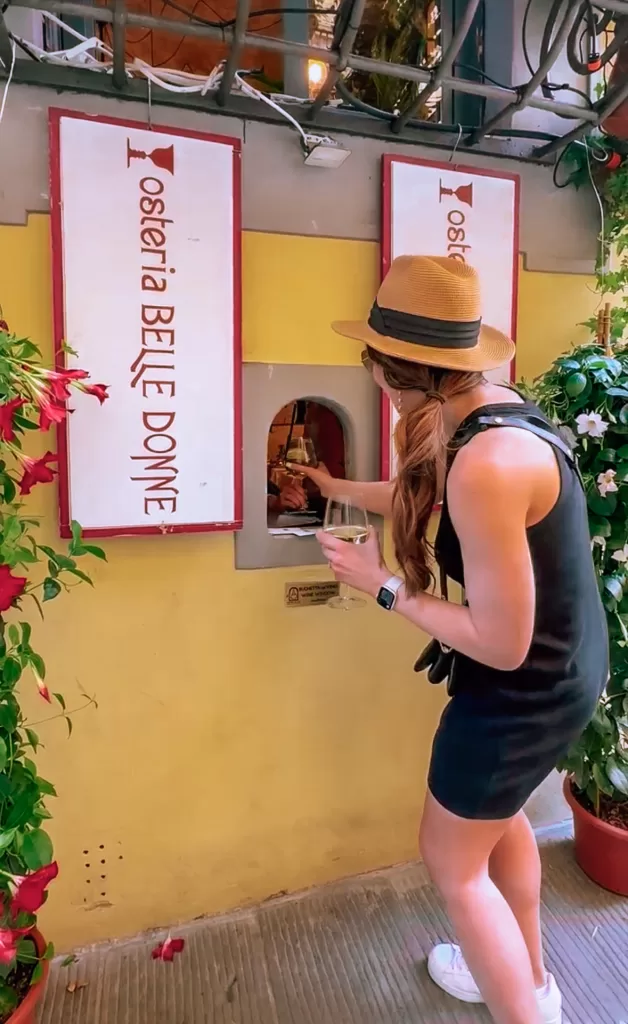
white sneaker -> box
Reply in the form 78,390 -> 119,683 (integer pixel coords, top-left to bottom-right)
427,944 -> 484,1004
427,943 -> 562,1023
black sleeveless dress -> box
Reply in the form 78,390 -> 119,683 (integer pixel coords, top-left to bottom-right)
428,400 -> 609,820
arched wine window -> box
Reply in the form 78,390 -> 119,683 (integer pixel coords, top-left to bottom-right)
266,399 -> 346,533
235,362 -> 379,571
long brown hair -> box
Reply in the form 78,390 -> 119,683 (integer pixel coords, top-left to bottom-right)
366,346 -> 482,597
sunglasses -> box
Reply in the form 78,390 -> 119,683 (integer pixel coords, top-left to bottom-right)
360,350 -> 373,373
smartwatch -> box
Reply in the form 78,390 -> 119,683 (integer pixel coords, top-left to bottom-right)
376,575 -> 404,611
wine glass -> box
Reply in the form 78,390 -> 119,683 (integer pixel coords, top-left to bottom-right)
284,437 -> 317,510
285,436 -> 316,477
323,496 -> 369,610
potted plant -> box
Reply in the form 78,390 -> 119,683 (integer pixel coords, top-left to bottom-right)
0,314 -> 107,1021
524,160 -> 628,895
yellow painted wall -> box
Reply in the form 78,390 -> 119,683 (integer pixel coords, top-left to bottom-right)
0,215 -> 597,950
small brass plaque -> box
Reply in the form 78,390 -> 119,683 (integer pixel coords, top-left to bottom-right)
285,581 -> 340,607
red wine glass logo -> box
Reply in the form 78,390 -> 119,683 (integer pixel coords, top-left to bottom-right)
439,181 -> 473,207
127,139 -> 175,175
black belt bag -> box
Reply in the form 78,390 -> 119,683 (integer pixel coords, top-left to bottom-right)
414,565 -> 457,691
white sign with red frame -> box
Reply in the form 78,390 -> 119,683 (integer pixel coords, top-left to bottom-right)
381,155 -> 520,479
50,109 -> 242,538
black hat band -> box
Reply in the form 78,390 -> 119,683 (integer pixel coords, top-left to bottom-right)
368,301 -> 481,350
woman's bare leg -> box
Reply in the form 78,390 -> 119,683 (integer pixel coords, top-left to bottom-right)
420,792 -> 541,1024
489,811 -> 547,989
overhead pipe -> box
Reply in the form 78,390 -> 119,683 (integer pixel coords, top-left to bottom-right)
595,0 -> 628,13
392,0 -> 482,134
111,0 -> 127,90
533,76 -> 628,158
0,13 -> 14,72
467,0 -> 583,147
217,0 -> 252,106
5,0 -> 599,124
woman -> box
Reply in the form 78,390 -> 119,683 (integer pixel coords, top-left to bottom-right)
299,255 -> 608,1024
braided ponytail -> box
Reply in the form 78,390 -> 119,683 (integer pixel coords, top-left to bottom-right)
366,346 -> 482,596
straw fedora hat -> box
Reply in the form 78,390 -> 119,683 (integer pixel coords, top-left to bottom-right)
332,254 -> 514,372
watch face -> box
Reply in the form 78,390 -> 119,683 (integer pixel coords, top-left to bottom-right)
377,587 -> 396,611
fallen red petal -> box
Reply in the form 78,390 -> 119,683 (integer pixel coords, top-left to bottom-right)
151,937 -> 185,961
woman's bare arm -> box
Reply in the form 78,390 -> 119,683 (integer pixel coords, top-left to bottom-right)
294,464 -> 394,517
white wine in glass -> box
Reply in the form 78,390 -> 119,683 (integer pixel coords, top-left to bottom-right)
285,436 -> 316,479
281,436 -> 317,511
323,496 -> 369,610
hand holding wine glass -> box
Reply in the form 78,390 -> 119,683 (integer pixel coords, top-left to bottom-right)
283,437 -> 316,509
285,436 -> 316,477
321,496 -> 371,610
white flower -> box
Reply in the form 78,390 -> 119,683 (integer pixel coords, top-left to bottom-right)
592,535 -> 607,552
576,411 -> 608,438
597,468 -> 618,497
612,543 -> 628,563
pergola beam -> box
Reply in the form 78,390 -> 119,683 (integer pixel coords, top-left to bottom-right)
2,0 -> 612,161
217,0 -> 251,106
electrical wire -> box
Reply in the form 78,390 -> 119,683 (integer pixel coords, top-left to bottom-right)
584,136 -> 606,280
0,36 -> 16,125
532,0 -> 627,89
520,0 -> 617,112
233,69 -> 308,142
551,136 -> 607,188
160,0 -> 335,31
521,0 -> 536,78
452,62 -> 515,92
334,78 -> 560,143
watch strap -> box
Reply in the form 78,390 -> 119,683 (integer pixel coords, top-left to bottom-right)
382,576 -> 404,596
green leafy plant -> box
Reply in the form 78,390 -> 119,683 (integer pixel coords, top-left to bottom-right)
522,166 -> 628,829
349,0 -> 435,114
0,314 -> 107,1019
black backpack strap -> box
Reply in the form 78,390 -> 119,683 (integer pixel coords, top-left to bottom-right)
455,411 -> 584,490
475,415 -> 575,461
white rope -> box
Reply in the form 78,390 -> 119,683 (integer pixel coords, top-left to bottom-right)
7,14 -> 310,145
0,37 -> 16,127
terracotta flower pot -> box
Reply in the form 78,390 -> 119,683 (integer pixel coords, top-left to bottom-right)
563,775 -> 628,897
8,930 -> 49,1024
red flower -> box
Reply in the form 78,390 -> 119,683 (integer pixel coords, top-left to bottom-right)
10,862 -> 58,916
0,565 -> 26,612
83,383 -> 109,405
0,320 -> 9,334
151,937 -> 185,962
0,398 -> 25,442
45,369 -> 89,403
38,398 -> 67,432
19,452 -> 58,495
0,927 -> 31,965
